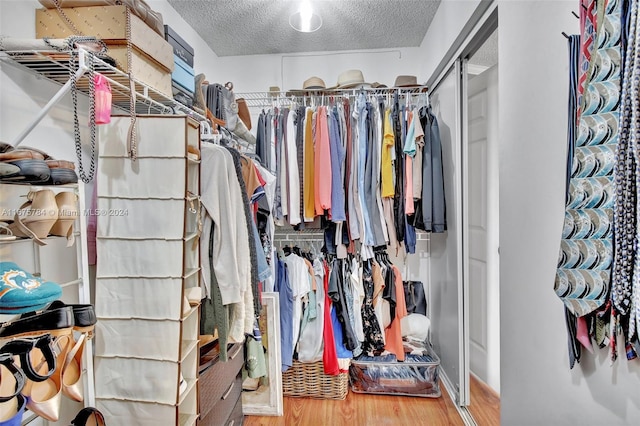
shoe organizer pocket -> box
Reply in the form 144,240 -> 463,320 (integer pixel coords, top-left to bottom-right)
96,238 -> 183,278
97,198 -> 186,239
97,398 -> 177,426
98,157 -> 186,199
181,306 -> 199,349
95,277 -> 183,321
186,160 -> 199,195
184,197 -> 199,238
177,381 -> 199,424
99,116 -> 190,158
183,238 -> 199,274
95,317 -> 181,361
95,356 -> 179,405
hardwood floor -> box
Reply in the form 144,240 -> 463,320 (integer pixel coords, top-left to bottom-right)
244,380 -> 464,426
467,374 -> 500,426
244,375 -> 501,426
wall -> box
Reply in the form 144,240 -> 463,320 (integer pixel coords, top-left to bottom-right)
499,1 -> 640,425
213,47 -> 422,93
417,0 -> 483,82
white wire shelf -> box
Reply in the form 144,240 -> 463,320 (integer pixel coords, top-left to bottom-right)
0,49 -> 205,120
235,85 -> 430,108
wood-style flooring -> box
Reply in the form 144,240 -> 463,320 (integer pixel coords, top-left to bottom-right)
467,374 -> 500,426
244,376 -> 497,426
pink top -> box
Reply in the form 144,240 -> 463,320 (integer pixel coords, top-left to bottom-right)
314,106 -> 332,215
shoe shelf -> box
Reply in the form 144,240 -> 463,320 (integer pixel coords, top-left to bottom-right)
0,179 -> 96,424
0,48 -> 206,148
94,115 -> 202,425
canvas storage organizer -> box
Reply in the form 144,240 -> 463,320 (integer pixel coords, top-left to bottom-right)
35,4 -> 174,96
349,340 -> 441,398
94,116 -> 202,425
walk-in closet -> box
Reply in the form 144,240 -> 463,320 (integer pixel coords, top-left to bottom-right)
1,1 -> 640,425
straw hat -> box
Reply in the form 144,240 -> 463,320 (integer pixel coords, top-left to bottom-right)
302,76 -> 326,90
334,69 -> 370,89
393,75 -> 421,88
268,86 -> 281,97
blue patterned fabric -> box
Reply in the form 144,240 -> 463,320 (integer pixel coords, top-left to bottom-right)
555,0 -> 621,317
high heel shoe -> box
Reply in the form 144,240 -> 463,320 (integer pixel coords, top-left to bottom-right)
7,189 -> 58,246
25,301 -> 96,402
49,191 -> 78,246
0,334 -> 56,384
23,329 -> 73,422
0,394 -> 25,426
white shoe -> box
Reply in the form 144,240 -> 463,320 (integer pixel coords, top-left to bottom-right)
0,162 -> 19,177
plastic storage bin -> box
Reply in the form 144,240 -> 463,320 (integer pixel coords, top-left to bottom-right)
349,341 -> 441,398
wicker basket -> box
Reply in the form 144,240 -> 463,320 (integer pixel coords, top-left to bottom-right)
282,360 -> 349,400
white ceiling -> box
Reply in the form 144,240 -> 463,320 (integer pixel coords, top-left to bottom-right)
167,0 -> 442,57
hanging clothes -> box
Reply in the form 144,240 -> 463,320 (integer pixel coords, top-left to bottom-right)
360,259 -> 385,356
275,257 -> 294,372
384,264 -> 408,361
321,259 -> 340,375
297,258 -> 326,362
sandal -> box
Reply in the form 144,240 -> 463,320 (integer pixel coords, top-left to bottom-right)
19,300 -> 96,402
7,189 -> 58,246
0,354 -> 25,403
23,331 -> 73,422
49,191 -> 79,246
0,224 -> 15,242
0,334 -> 56,383
0,394 -> 25,425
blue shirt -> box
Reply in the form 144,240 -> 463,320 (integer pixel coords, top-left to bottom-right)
329,108 -> 346,222
276,258 -> 294,372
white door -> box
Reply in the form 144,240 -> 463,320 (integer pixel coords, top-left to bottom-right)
467,64 -> 500,393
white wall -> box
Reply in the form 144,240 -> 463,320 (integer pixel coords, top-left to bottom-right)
213,47 -> 422,93
417,0 -> 483,82
499,1 -> 640,425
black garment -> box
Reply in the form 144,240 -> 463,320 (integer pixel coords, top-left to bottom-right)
360,260 -> 385,356
381,258 -> 396,322
328,258 -> 358,351
255,111 -> 267,169
392,93 -> 405,242
418,107 -> 447,233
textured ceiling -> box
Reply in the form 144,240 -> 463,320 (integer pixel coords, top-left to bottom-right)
167,0 -> 441,57
469,29 -> 498,68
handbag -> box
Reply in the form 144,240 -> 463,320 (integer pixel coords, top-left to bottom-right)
403,280 -> 427,316
237,98 -> 251,130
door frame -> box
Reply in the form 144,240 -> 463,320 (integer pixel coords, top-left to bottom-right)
425,2 -> 498,421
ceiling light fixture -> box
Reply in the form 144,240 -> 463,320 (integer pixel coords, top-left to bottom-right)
289,0 -> 322,33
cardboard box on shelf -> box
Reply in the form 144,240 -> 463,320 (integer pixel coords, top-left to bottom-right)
35,5 -> 173,72
106,45 -> 173,97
